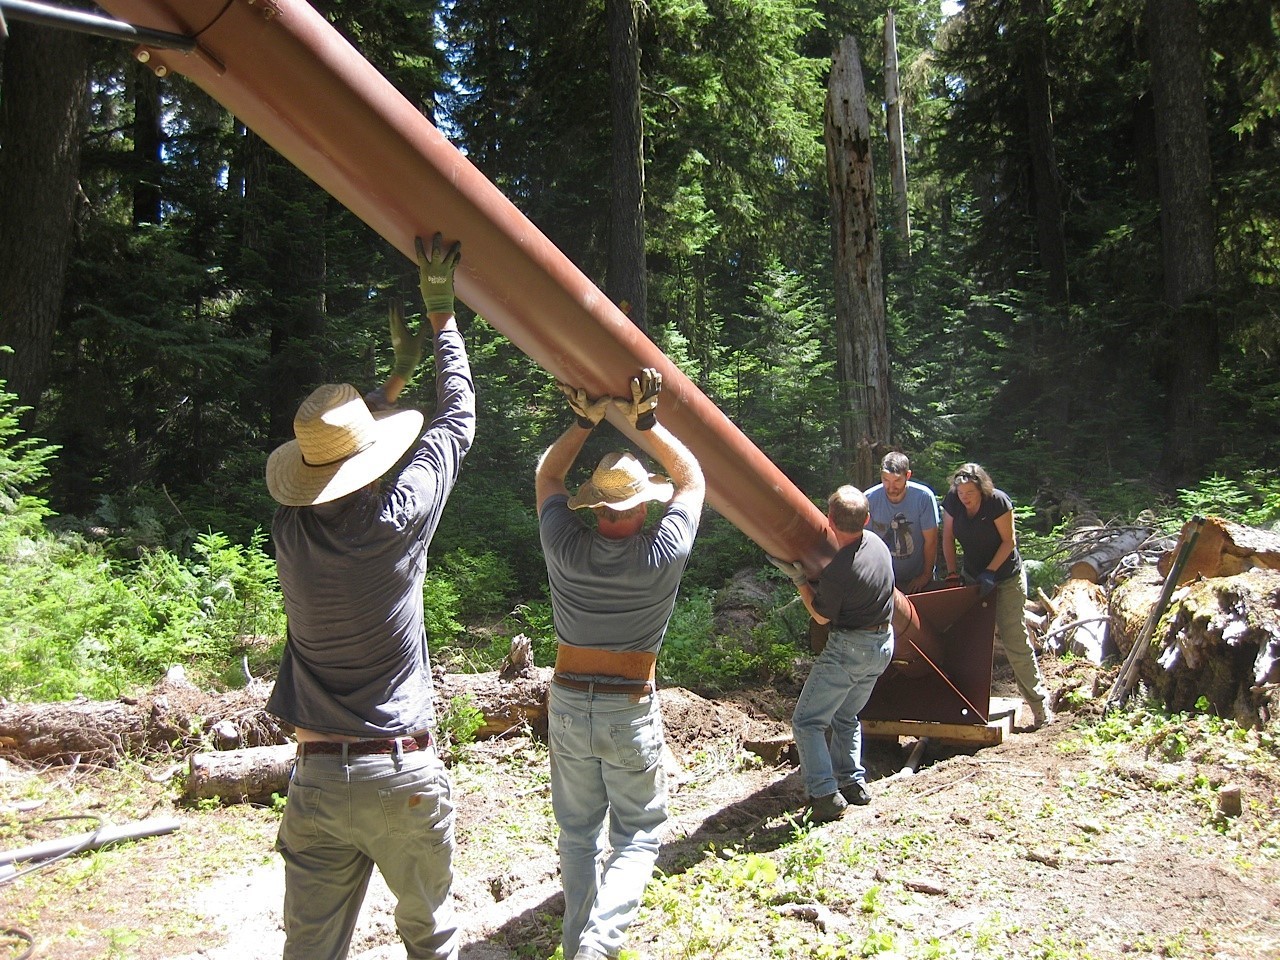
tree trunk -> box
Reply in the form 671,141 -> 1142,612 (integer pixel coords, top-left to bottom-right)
235,132 -> 328,445
1146,0 -> 1217,479
1156,517 -> 1280,582
825,36 -> 890,487
0,23 -> 88,419
131,61 -> 164,226
1019,0 -> 1069,307
607,0 -> 647,332
883,10 -> 910,265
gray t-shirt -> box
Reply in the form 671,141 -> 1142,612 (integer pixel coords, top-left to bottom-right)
864,480 -> 939,586
813,529 -> 895,630
539,494 -> 700,661
266,328 -> 474,738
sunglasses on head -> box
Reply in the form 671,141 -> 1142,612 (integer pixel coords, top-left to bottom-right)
954,472 -> 977,484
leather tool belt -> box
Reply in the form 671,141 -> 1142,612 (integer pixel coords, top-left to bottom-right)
554,642 -> 657,681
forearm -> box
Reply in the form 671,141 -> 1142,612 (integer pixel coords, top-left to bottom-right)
942,532 -> 959,576
985,539 -> 1014,573
535,424 -> 591,506
644,422 -> 705,505
798,582 -> 829,624
426,320 -> 475,454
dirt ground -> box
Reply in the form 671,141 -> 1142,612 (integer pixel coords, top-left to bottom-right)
3,654 -> 1279,960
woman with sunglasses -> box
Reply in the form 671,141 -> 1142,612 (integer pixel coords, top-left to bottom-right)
941,463 -> 1054,730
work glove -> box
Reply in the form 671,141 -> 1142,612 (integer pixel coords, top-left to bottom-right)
388,301 -> 428,382
977,570 -> 997,597
615,367 -> 661,430
766,554 -> 809,587
557,381 -> 610,429
417,233 -> 462,315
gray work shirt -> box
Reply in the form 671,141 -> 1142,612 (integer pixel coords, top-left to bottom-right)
266,327 -> 474,738
539,494 -> 700,657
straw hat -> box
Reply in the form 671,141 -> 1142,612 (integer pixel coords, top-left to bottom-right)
568,450 -> 674,511
266,383 -> 423,506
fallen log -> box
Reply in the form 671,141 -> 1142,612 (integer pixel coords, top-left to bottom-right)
184,744 -> 298,805
0,681 -> 285,766
1067,527 -> 1152,583
1043,579 -> 1111,662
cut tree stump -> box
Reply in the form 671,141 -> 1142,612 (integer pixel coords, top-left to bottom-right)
1110,564 -> 1280,725
1158,517 -> 1280,582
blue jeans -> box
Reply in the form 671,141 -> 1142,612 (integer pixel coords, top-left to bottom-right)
549,684 -> 667,960
276,745 -> 457,960
792,626 -> 894,799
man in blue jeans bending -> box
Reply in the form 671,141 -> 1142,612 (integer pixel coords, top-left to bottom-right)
536,367 -> 704,960
770,485 -> 895,824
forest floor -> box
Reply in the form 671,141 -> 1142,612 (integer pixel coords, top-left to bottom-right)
3,653 -> 1280,960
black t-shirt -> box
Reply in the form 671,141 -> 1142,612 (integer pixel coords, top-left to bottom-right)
941,487 -> 1022,581
813,529 -> 895,629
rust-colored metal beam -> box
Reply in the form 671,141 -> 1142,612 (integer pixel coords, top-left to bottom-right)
93,0 -> 835,570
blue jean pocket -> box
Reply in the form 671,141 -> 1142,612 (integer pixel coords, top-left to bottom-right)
610,711 -> 663,770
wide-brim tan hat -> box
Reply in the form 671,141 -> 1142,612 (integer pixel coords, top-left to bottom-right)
266,383 -> 424,506
568,450 -> 674,511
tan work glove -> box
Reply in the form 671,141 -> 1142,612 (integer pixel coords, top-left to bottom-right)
615,367 -> 661,430
766,554 -> 809,587
557,381 -> 611,429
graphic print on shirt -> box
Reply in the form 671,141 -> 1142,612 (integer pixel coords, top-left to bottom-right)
872,513 -> 916,560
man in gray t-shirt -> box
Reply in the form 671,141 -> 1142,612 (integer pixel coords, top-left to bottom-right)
536,369 -> 704,960
864,451 -> 939,594
267,235 -> 471,960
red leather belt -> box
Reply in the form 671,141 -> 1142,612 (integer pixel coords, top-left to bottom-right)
296,733 -> 433,757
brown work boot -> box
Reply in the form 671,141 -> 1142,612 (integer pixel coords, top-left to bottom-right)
807,791 -> 848,824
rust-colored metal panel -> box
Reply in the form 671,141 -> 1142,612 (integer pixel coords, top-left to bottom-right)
93,0 -> 835,570
862,585 -> 996,725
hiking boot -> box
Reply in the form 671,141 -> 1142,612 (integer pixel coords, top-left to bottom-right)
840,781 -> 872,806
1030,701 -> 1056,730
807,791 -> 848,824
571,948 -> 608,960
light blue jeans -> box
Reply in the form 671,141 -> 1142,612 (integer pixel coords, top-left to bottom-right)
549,684 -> 667,960
792,626 -> 895,799
276,745 -> 458,960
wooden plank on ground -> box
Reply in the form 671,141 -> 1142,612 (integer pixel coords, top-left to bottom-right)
864,698 -> 1019,746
